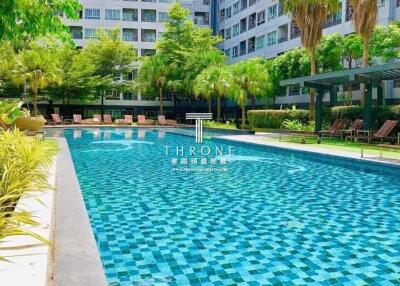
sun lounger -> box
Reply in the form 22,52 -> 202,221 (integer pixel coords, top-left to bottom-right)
50,113 -> 72,125
93,114 -> 102,124
115,115 -> 133,125
158,115 -> 177,126
137,115 -> 154,125
340,119 -> 364,138
73,114 -> 82,124
319,118 -> 346,138
103,114 -> 113,124
346,120 -> 399,143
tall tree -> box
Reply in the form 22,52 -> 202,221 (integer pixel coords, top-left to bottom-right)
316,33 -> 343,72
194,65 -> 230,121
10,40 -> 62,115
370,23 -> 400,63
350,0 -> 378,105
139,53 -> 170,115
228,58 -> 268,129
75,29 -> 137,118
0,0 -> 81,44
283,0 -> 340,119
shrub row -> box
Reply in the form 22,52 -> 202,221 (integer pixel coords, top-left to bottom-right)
248,109 -> 309,129
249,105 -> 400,130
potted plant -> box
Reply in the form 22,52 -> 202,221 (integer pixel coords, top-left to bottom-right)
0,100 -> 44,131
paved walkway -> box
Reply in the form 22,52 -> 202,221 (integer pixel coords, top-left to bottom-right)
218,133 -> 400,166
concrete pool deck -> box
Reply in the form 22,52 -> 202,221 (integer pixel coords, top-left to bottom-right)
218,133 -> 400,167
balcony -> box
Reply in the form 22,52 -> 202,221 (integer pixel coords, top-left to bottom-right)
278,36 -> 288,43
123,28 -> 138,41
141,29 -> 157,42
248,37 -> 255,54
70,26 -> 83,39
123,9 -> 138,21
248,13 -> 256,30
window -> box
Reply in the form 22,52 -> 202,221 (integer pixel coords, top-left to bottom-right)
85,28 -> 97,39
241,0 -> 247,11
141,49 -> 156,56
123,28 -> 138,41
224,49 -> 230,57
123,9 -> 138,21
233,2 -> 240,14
257,10 -> 265,25
232,23 -> 240,36
226,7 -> 232,19
141,29 -> 157,42
267,31 -> 277,46
232,46 -> 239,58
249,0 -> 256,6
268,4 -> 277,21
225,27 -> 231,39
142,9 -> 156,22
220,9 -> 225,21
70,26 -> 82,39
105,9 -> 120,20
248,13 -> 256,30
240,17 -> 247,33
248,37 -> 255,53
256,35 -> 265,49
85,8 -> 100,20
240,40 -> 246,55
159,12 -> 169,22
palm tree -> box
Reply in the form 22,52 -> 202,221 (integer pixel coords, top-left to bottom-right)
283,0 -> 340,119
350,0 -> 378,105
194,65 -> 230,121
228,58 -> 267,129
139,53 -> 170,115
11,42 -> 61,115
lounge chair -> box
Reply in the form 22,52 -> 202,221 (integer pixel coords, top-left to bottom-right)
93,114 -> 102,124
103,114 -> 113,124
340,119 -> 364,138
158,115 -> 177,126
346,120 -> 399,143
319,118 -> 346,138
73,114 -> 82,124
137,115 -> 154,125
115,115 -> 133,125
50,113 -> 72,125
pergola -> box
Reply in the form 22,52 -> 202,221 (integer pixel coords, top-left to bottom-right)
280,63 -> 400,132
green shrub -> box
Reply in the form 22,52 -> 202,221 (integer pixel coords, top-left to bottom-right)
248,109 -> 309,129
330,105 -> 363,122
0,130 -> 58,261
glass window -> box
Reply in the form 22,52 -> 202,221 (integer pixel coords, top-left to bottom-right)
123,9 -> 138,21
226,7 -> 232,19
232,23 -> 240,36
141,29 -> 157,42
105,9 -> 120,20
142,9 -> 156,22
158,12 -> 169,22
85,8 -> 100,20
267,31 -> 277,46
256,35 -> 265,49
268,4 -> 277,21
232,46 -> 239,58
224,49 -> 230,57
225,27 -> 231,39
85,28 -> 97,39
233,2 -> 240,14
257,10 -> 265,25
123,28 -> 138,41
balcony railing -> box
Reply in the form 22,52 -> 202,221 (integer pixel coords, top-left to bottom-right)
278,36 -> 287,43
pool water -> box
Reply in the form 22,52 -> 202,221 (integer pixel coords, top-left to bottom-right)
64,128 -> 400,286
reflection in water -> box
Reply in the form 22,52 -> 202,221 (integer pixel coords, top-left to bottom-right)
73,129 -> 82,139
138,129 -> 146,139
124,130 -> 133,139
158,130 -> 165,139
93,128 -> 100,139
104,130 -> 111,140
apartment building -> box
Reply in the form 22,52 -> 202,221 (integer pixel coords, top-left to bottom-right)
61,0 -> 210,117
216,0 -> 400,105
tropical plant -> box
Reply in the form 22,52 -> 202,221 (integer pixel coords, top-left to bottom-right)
0,100 -> 29,125
350,0 -> 378,104
73,29 -> 137,116
194,64 -> 230,121
10,40 -> 62,115
139,53 -> 170,115
0,0 -> 81,44
282,119 -> 315,131
0,130 -> 58,261
282,0 -> 340,120
228,58 -> 269,129
370,23 -> 400,63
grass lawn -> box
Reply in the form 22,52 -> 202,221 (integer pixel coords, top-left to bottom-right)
262,134 -> 400,160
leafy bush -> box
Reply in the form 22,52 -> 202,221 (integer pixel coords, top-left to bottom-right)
0,100 -> 29,125
203,120 -> 237,129
0,130 -> 58,260
282,119 -> 315,132
330,105 -> 363,121
248,109 -> 309,129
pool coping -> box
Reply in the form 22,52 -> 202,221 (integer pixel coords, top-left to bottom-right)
52,138 -> 107,286
216,134 -> 400,168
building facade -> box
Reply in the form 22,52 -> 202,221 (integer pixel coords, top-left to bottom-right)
60,0 -> 210,118
215,0 -> 400,106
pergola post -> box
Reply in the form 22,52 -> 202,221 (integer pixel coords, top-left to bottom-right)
377,83 -> 384,106
329,86 -> 337,106
364,84 -> 372,130
315,88 -> 324,132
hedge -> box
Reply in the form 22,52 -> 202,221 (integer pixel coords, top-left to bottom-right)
249,105 -> 400,130
248,109 -> 309,129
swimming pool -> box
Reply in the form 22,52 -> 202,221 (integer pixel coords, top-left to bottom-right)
64,128 -> 400,285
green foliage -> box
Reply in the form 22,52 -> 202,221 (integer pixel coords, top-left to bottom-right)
0,130 -> 59,260
370,23 -> 400,62
0,0 -> 81,44
282,119 -> 315,131
341,34 -> 363,68
316,33 -> 343,72
268,48 -> 310,97
203,121 -> 237,129
247,109 -> 309,129
0,100 -> 29,124
330,105 -> 363,121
